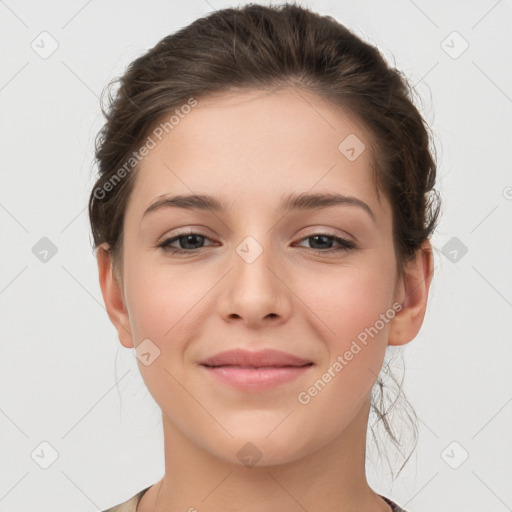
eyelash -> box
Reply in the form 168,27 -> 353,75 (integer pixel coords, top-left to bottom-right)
158,230 -> 356,255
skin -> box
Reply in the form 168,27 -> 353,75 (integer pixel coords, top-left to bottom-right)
97,87 -> 433,512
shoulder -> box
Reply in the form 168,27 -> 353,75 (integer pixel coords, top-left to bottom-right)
380,494 -> 409,512
102,486 -> 151,512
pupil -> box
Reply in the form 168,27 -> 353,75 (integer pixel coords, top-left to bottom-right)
182,234 -> 203,249
311,235 -> 330,249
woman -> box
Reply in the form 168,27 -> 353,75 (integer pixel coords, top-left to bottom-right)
90,3 -> 441,511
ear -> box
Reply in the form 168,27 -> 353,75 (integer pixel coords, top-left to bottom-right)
96,243 -> 134,349
388,240 -> 434,346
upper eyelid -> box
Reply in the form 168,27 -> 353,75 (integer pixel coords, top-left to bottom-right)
163,229 -> 351,241
160,230 -> 355,248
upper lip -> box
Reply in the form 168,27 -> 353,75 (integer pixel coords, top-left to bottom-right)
199,349 -> 313,368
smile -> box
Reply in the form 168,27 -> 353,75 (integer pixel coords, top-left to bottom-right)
200,363 -> 314,392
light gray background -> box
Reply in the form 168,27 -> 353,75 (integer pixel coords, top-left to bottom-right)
1,0 -> 511,511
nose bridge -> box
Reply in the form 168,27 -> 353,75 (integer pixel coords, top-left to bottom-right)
232,231 -> 277,290
219,227 -> 291,323
230,203 -> 278,273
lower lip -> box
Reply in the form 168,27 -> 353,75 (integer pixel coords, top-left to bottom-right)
200,364 -> 313,391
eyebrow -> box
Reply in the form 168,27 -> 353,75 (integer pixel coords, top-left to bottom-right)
143,192 -> 375,222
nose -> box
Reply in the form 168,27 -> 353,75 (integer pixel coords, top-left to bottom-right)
216,236 -> 293,327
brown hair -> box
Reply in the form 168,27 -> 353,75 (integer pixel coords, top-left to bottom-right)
89,2 -> 441,478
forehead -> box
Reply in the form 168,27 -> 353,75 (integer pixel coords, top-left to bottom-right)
125,87 -> 389,224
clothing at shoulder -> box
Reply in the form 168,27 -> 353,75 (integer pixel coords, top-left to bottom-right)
102,488 -> 406,512
380,494 -> 409,512
102,486 -> 151,512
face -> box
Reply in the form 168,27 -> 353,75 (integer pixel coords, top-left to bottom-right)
107,87 -> 407,466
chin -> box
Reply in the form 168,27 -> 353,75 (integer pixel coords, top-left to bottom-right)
209,431 -> 314,469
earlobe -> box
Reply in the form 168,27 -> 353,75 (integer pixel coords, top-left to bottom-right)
96,243 -> 134,349
388,240 -> 434,346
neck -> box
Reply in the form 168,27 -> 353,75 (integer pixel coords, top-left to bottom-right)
139,396 -> 390,512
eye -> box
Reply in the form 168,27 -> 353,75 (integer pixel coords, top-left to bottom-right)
158,231 -> 356,255
295,233 -> 356,253
158,230 -> 214,254
158,231 -> 216,254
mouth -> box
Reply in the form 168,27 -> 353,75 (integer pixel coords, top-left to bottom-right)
201,363 -> 314,369
199,362 -> 314,392
199,348 -> 313,368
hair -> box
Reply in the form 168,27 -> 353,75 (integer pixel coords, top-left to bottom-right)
88,2 -> 441,480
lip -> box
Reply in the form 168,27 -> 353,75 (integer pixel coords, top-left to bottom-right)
199,349 -> 314,392
199,348 -> 312,367
201,365 -> 313,391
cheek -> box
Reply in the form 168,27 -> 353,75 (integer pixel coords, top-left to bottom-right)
122,257 -> 202,409
123,252 -> 207,344
293,259 -> 395,401
294,276 -> 391,439
297,259 -> 396,343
